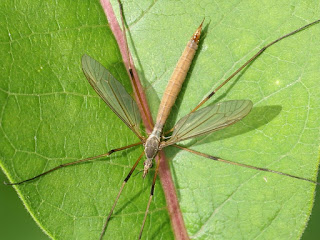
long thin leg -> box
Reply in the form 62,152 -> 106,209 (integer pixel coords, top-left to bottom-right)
117,0 -> 131,70
191,19 -> 320,113
100,151 -> 144,240
5,142 -> 142,185
139,154 -> 161,239
117,0 -> 154,130
173,144 -> 320,185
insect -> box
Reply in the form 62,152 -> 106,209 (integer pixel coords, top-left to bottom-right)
2,0 -> 320,240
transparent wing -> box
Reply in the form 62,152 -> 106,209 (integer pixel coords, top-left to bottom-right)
82,54 -> 142,139
164,100 -> 253,146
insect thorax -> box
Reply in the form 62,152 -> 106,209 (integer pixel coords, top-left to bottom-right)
143,127 -> 161,177
144,128 -> 161,160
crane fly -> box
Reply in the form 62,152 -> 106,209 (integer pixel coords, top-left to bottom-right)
4,0 -> 320,239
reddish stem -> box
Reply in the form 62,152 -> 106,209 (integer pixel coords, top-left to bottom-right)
100,0 -> 189,239
158,151 -> 190,240
100,0 -> 153,131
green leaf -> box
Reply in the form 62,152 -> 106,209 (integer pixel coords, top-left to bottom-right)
116,0 -> 320,239
0,0 -> 171,239
1,1 -> 319,240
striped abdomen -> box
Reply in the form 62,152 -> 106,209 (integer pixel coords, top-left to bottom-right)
154,22 -> 203,130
